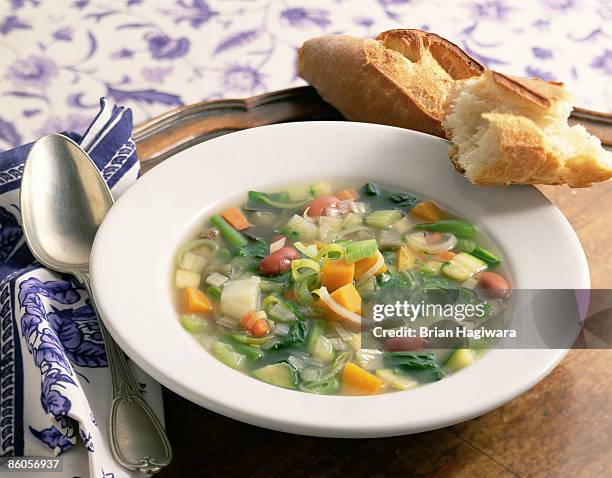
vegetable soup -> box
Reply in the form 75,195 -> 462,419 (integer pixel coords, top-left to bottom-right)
174,182 -> 511,395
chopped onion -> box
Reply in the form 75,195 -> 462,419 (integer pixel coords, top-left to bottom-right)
331,322 -> 352,341
300,367 -> 323,382
205,271 -> 229,287
287,214 -> 318,240
405,231 -> 458,254
392,216 -> 414,234
350,201 -> 369,214
329,337 -> 347,351
273,322 -> 290,336
358,349 -> 384,370
325,204 -> 349,217
337,225 -> 376,239
319,215 -> 343,231
319,286 -> 361,328
318,224 -> 338,242
269,237 -> 286,254
287,355 -> 305,370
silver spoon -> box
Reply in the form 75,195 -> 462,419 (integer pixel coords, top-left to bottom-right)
20,134 -> 172,474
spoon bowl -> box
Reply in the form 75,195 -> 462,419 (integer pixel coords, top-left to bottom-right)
20,134 -> 113,272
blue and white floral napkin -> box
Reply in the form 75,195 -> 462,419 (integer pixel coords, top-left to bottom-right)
0,99 -> 164,478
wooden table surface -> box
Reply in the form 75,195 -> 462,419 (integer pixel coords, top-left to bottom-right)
134,88 -> 612,478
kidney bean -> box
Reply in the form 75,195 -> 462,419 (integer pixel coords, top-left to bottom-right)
258,247 -> 299,276
305,195 -> 340,217
477,271 -> 511,299
384,336 -> 427,352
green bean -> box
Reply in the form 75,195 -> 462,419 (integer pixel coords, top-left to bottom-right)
471,247 -> 501,266
210,214 -> 248,249
415,220 -> 477,239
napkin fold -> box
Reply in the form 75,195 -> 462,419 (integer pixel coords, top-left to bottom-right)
0,99 -> 163,478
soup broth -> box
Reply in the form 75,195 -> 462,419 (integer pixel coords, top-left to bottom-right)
173,181 -> 511,395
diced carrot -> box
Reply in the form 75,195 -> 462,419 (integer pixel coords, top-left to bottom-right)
183,287 -> 213,315
432,250 -> 455,262
412,201 -> 447,222
336,189 -> 359,201
321,259 -> 355,292
397,245 -> 422,270
317,283 -> 362,322
240,310 -> 258,330
341,362 -> 384,395
251,319 -> 270,337
221,207 -> 251,231
354,251 -> 387,279
332,283 -> 361,315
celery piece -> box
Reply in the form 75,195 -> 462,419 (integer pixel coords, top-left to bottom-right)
180,314 -> 210,334
365,210 -> 403,229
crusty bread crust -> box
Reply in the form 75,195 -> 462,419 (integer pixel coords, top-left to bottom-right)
377,30 -> 483,80
297,30 -> 483,138
489,71 -> 568,108
443,70 -> 612,187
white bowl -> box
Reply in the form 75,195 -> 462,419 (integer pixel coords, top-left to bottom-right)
90,122 -> 589,437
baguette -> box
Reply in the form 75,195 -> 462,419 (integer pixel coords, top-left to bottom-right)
443,70 -> 612,187
298,30 -> 611,187
297,30 -> 483,138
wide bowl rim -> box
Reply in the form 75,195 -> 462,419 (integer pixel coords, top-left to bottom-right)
90,121 -> 589,437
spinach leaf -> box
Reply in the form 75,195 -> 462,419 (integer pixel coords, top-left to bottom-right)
236,239 -> 268,258
385,352 -> 445,382
359,182 -> 420,211
384,352 -> 440,369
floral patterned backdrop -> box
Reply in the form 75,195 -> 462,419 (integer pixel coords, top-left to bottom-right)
0,0 -> 611,151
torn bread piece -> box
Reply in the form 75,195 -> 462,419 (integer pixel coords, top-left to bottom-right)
298,30 -> 483,138
443,70 -> 612,187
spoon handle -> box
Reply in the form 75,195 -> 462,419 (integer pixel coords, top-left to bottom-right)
75,271 -> 172,474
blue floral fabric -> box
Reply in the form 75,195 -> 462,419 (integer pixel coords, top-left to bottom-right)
0,99 -> 160,478
0,0 -> 610,152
